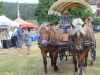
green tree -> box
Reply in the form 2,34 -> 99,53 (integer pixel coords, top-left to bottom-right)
69,6 -> 93,19
0,1 -> 4,15
2,2 -> 37,20
84,0 -> 88,2
33,0 -> 59,25
92,18 -> 100,25
34,0 -> 92,25
8,12 -> 17,20
68,0 -> 92,19
20,13 -> 27,20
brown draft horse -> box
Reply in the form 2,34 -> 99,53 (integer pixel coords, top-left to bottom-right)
69,18 -> 95,75
39,22 -> 63,75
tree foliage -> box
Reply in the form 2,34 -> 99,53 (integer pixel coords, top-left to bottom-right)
33,0 -> 59,25
69,6 -> 93,19
69,0 -> 92,19
2,2 -> 37,20
92,18 -> 100,25
0,1 -> 4,15
34,0 -> 93,25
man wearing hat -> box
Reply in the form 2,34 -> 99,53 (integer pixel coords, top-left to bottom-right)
57,10 -> 72,33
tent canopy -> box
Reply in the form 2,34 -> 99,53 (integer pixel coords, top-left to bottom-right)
0,15 -> 19,26
48,0 -> 94,16
14,17 -> 39,29
14,17 -> 30,24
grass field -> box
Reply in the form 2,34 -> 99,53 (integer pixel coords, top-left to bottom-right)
0,33 -> 100,75
27,20 -> 39,25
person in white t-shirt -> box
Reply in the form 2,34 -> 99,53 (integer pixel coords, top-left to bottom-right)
8,30 -> 13,40
7,29 -> 13,47
0,33 -> 2,48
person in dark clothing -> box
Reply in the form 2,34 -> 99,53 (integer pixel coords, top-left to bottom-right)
12,27 -> 18,48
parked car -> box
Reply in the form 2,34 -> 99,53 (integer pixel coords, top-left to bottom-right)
94,25 -> 100,33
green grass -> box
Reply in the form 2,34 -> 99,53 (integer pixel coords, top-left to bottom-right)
0,33 -> 100,75
27,20 -> 39,25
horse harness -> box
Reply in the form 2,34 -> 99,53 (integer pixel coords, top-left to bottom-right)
38,27 -> 62,47
69,30 -> 93,50
38,27 -> 94,48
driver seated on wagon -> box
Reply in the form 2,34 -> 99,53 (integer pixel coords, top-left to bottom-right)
57,10 -> 72,34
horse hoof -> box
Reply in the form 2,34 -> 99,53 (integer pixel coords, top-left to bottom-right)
43,73 -> 48,75
54,66 -> 59,71
50,66 -> 54,71
90,61 -> 93,66
83,66 -> 88,71
74,72 -> 79,75
79,73 -> 84,75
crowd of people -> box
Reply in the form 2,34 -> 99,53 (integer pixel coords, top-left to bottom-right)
0,25 -> 39,56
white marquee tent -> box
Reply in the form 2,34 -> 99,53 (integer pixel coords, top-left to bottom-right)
0,15 -> 20,49
0,15 -> 19,27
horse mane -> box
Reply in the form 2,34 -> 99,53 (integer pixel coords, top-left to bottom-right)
70,18 -> 86,36
39,22 -> 50,31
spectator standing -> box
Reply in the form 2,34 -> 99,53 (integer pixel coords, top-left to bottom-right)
24,27 -> 32,55
7,29 -> 13,47
34,29 -> 39,36
12,27 -> 18,48
0,33 -> 2,48
17,25 -> 26,56
32,29 -> 35,36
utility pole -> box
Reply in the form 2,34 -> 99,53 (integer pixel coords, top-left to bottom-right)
17,1 -> 20,18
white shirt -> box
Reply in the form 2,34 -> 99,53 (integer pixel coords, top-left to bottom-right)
13,28 -> 18,36
8,31 -> 13,39
0,40 -> 2,48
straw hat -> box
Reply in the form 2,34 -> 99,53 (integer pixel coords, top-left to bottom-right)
63,10 -> 69,14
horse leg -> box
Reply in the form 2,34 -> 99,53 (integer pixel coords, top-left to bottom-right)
71,52 -> 78,75
84,49 -> 89,71
41,51 -> 48,75
43,56 -> 47,74
79,61 -> 84,75
79,51 -> 87,75
53,50 -> 59,71
49,53 -> 53,67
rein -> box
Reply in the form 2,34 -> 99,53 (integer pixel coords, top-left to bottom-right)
69,30 -> 93,50
38,27 -> 57,47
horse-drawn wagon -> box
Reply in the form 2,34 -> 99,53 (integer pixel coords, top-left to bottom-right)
38,0 -> 96,75
47,0 -> 96,62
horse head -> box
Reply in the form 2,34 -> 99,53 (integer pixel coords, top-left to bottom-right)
70,18 -> 86,50
39,22 -> 50,45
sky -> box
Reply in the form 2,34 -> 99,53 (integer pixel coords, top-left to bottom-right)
0,0 -> 39,3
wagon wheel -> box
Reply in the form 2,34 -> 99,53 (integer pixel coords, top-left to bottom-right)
91,40 -> 96,61
93,40 -> 96,61
90,40 -> 96,65
59,47 -> 65,61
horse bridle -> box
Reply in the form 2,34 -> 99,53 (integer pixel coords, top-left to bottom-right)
69,35 -> 84,50
39,27 -> 55,44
